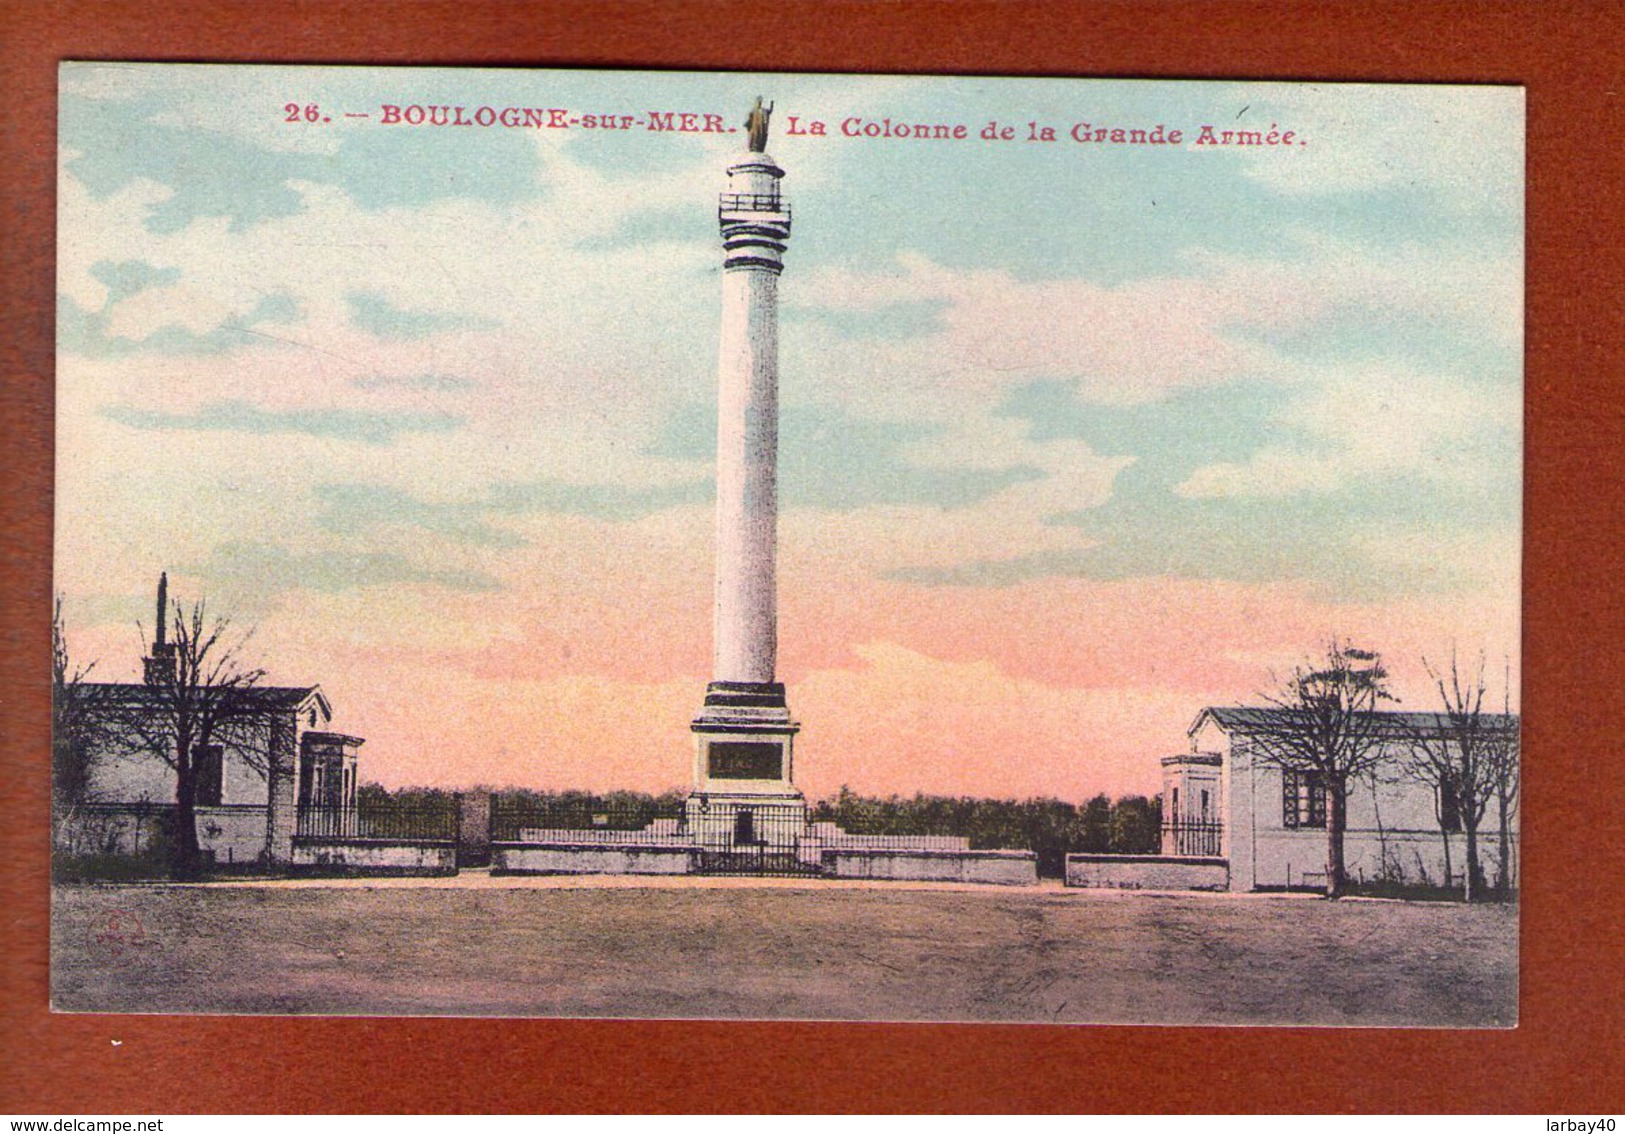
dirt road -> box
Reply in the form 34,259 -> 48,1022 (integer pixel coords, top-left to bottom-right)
51,879 -> 1518,1025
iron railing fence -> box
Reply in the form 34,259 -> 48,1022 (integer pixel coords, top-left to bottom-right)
686,800 -> 825,875
809,816 -> 1035,852
807,827 -> 972,852
296,803 -> 458,842
1162,819 -> 1224,857
55,802 -> 274,869
55,801 -> 268,836
488,802 -> 685,844
485,795 -> 1056,875
54,801 -> 176,859
685,800 -> 807,853
58,801 -> 269,816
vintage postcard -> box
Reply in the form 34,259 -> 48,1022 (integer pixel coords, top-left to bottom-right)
51,64 -> 1522,1025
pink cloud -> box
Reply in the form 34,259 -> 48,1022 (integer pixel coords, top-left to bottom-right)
239,560 -> 1517,803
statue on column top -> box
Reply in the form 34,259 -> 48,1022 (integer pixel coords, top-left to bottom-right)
745,97 -> 773,152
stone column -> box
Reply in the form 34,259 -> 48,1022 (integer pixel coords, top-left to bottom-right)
689,148 -> 803,839
458,789 -> 492,868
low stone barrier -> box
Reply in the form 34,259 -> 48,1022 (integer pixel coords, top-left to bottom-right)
291,838 -> 457,876
491,841 -> 698,876
1064,853 -> 1229,891
823,847 -> 1037,885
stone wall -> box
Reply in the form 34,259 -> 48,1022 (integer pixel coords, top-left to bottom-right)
823,848 -> 1037,885
55,804 -> 268,867
491,841 -> 698,875
291,839 -> 457,876
195,806 -> 270,866
1065,853 -> 1229,891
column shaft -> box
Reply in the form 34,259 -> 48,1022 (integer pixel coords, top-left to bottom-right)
714,268 -> 780,685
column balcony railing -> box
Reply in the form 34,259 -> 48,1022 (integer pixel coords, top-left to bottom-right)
719,192 -> 789,215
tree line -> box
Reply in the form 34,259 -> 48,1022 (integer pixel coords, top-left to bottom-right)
810,787 -> 1160,877
352,782 -> 1163,878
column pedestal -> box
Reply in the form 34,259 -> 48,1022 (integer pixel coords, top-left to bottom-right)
689,680 -> 804,852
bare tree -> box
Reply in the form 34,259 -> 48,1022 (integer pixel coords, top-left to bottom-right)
1404,650 -> 1518,901
117,588 -> 269,880
1397,715 -> 1462,891
1486,663 -> 1521,895
1245,640 -> 1396,898
1364,765 -> 1405,886
51,595 -> 104,810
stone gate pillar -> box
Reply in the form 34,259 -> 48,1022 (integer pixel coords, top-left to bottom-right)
263,715 -> 298,867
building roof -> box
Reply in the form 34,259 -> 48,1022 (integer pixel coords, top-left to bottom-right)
1161,753 -> 1223,767
1191,706 -> 1519,736
67,682 -> 328,715
303,730 -> 365,747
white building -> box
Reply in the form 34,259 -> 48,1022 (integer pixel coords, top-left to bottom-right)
54,576 -> 363,870
57,680 -> 361,869
1169,707 -> 1520,892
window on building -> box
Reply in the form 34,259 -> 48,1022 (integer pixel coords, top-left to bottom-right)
194,744 -> 224,807
1438,781 -> 1462,833
1282,767 -> 1326,829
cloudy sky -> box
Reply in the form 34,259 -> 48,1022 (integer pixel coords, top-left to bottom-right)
56,65 -> 1523,799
